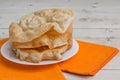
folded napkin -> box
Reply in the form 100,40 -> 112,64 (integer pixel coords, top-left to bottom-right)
0,38 -> 119,80
59,40 -> 119,75
0,38 -> 66,80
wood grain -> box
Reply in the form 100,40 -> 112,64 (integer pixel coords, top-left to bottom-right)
0,0 -> 120,80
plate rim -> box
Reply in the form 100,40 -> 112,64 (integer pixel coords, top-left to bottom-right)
0,39 -> 79,65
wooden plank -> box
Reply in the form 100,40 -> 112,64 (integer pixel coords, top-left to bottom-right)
0,0 -> 72,10
0,29 -> 9,38
0,0 -> 120,28
76,38 -> 120,49
63,70 -> 120,80
102,52 -> 120,69
67,0 -> 120,6
0,8 -> 120,28
1,29 -> 120,49
1,28 -> 120,39
73,28 -> 120,38
0,29 -> 120,48
1,28 -> 120,48
1,0 -> 120,9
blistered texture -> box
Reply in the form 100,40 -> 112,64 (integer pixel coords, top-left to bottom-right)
11,24 -> 73,63
9,8 -> 74,63
11,24 -> 72,49
9,8 -> 74,43
13,39 -> 72,63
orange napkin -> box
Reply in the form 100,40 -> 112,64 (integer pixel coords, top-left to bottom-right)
0,38 -> 66,80
59,40 -> 119,75
0,38 -> 119,78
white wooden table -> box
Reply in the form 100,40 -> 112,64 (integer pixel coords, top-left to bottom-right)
0,0 -> 120,80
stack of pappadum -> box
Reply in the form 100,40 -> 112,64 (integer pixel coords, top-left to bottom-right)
9,8 -> 74,63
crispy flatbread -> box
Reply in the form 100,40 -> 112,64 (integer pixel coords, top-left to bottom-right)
9,8 -> 74,63
9,9 -> 74,43
13,42 -> 72,63
10,24 -> 72,49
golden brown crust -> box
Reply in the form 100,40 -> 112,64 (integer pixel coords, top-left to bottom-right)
13,43 -> 72,63
11,24 -> 72,49
9,8 -> 74,63
9,8 -> 74,43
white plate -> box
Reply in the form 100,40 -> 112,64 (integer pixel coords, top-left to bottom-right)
1,39 -> 79,65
